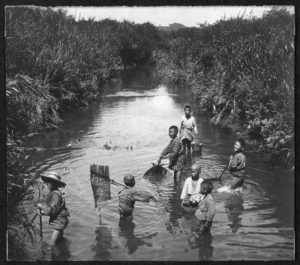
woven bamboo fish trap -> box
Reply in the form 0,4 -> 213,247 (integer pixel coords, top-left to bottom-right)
90,164 -> 111,208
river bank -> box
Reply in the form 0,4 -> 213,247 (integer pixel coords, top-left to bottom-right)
154,9 -> 294,170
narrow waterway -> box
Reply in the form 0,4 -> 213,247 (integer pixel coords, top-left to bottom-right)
20,67 -> 294,261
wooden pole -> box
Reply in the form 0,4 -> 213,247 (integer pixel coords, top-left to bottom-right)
39,209 -> 43,240
90,164 -> 111,209
218,165 -> 228,181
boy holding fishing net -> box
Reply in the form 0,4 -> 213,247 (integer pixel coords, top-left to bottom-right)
227,138 -> 246,189
118,175 -> 157,220
157,125 -> 185,182
37,171 -> 70,246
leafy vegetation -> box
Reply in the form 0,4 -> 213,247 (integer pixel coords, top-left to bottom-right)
6,6 -> 294,257
6,6 -> 162,255
155,8 -> 294,169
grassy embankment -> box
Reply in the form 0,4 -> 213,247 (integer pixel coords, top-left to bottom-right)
6,6 -> 161,258
154,8 -> 294,169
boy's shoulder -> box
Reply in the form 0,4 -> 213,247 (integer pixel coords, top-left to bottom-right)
185,176 -> 192,182
119,187 -> 136,195
206,193 -> 215,202
49,190 -> 63,200
236,152 -> 246,159
233,151 -> 245,158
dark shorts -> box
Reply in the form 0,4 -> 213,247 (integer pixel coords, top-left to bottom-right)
170,154 -> 185,171
182,138 -> 192,147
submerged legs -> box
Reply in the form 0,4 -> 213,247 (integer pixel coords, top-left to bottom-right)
50,229 -> 64,246
174,170 -> 182,182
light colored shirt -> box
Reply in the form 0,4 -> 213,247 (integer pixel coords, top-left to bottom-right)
179,115 -> 198,141
229,151 -> 246,177
180,177 -> 203,200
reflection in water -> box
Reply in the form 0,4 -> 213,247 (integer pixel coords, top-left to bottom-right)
50,238 -> 71,261
118,218 -> 156,254
164,158 -> 194,235
189,216 -> 213,260
164,184 -> 183,235
225,193 -> 244,233
93,222 -> 112,261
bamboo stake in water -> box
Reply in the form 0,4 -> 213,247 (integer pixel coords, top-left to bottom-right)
39,209 -> 43,240
218,165 -> 228,181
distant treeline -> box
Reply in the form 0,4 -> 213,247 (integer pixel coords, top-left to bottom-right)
155,8 -> 294,169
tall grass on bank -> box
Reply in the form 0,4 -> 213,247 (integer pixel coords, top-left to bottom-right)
5,6 -> 295,258
6,6 -> 162,256
155,8 -> 294,169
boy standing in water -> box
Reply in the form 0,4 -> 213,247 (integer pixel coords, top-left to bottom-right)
157,125 -> 185,182
179,105 -> 198,155
228,138 -> 246,189
118,175 -> 156,220
181,163 -> 203,207
193,180 -> 216,236
37,171 -> 70,246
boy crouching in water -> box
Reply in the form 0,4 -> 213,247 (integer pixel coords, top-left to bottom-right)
181,163 -> 203,207
118,175 -> 156,220
193,180 -> 216,237
228,138 -> 246,189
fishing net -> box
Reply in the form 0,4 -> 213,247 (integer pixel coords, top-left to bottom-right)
90,164 -> 111,208
144,164 -> 168,177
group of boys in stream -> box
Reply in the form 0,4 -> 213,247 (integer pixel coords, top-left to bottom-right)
37,105 -> 246,250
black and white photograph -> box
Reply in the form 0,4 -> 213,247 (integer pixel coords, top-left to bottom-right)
5,5 -> 295,261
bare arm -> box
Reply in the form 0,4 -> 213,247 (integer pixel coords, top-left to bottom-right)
180,179 -> 189,200
132,190 -> 154,202
39,192 -> 62,216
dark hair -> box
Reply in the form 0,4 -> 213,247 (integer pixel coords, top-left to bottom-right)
184,105 -> 192,111
169,125 -> 179,134
201,180 -> 214,194
236,138 -> 246,148
124,175 -> 135,187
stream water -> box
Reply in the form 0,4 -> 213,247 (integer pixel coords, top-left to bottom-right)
19,67 -> 294,261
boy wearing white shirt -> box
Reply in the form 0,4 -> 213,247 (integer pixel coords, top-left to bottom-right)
181,164 -> 203,207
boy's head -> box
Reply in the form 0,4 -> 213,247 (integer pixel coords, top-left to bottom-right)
234,138 -> 246,152
41,171 -> 65,189
124,175 -> 135,187
169,125 -> 178,138
184,105 -> 192,116
191,163 -> 201,180
200,180 -> 213,195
